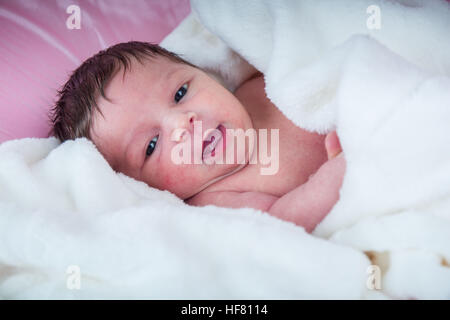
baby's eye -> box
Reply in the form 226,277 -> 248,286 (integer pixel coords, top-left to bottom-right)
146,135 -> 159,157
174,83 -> 188,103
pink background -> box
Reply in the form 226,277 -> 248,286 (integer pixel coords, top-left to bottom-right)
0,0 -> 190,143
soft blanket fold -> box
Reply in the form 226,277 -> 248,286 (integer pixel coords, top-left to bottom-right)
0,137 -> 373,299
161,0 -> 450,299
1,0 -> 450,299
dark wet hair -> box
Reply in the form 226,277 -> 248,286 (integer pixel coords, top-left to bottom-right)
49,41 -> 196,141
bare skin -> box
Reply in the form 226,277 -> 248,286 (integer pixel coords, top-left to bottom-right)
90,56 -> 345,233
187,75 -> 345,232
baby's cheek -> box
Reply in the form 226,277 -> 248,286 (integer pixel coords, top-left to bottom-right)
159,164 -> 202,195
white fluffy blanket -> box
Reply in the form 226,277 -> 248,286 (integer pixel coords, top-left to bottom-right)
1,0 -> 450,299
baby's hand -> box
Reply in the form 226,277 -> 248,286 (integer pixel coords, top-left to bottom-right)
325,131 -> 342,160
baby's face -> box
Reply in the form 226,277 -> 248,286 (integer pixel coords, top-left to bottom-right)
90,56 -> 253,199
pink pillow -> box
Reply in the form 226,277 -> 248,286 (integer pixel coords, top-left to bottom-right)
0,0 -> 190,143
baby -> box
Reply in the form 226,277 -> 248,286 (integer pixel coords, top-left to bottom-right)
50,41 -> 346,233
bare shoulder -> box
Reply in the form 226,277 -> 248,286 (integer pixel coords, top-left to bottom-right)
186,189 -> 278,212
234,72 -> 265,100
233,72 -> 281,127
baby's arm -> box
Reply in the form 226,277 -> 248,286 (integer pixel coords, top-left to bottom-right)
267,154 -> 345,232
188,155 -> 345,233
267,131 -> 345,232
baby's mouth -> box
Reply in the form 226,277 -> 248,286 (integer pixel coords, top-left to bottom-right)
202,125 -> 225,160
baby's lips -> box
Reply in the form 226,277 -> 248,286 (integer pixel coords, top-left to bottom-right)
202,128 -> 217,142
202,127 -> 223,146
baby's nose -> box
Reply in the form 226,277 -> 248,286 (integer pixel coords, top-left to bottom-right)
170,111 -> 197,142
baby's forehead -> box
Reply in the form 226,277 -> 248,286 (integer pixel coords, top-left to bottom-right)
105,55 -> 183,97
99,58 -> 165,105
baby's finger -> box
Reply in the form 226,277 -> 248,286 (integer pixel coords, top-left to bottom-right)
325,131 -> 342,160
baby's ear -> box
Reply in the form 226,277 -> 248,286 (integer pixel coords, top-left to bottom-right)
325,131 -> 342,160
